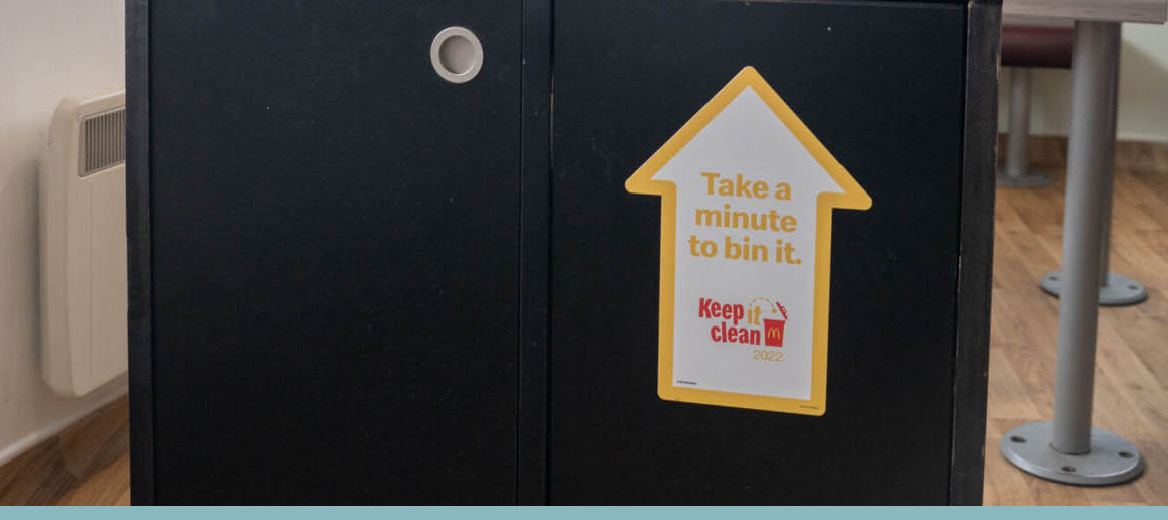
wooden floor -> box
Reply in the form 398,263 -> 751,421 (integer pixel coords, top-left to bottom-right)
0,397 -> 129,506
985,138 -> 1168,506
1,138 -> 1166,505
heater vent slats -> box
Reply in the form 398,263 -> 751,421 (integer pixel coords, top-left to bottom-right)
80,108 -> 126,176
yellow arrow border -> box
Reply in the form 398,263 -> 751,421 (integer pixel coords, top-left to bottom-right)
625,66 -> 871,416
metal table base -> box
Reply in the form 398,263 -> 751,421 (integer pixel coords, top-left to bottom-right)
1041,270 -> 1148,305
1004,20 -> 1145,486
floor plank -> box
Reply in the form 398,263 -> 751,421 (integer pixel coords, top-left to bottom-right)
985,138 -> 1168,506
0,397 -> 129,506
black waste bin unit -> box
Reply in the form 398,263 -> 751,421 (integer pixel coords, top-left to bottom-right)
127,0 -> 998,505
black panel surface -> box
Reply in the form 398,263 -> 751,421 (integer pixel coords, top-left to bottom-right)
126,0 -> 154,504
950,0 -> 1001,505
550,0 -> 968,504
517,0 -> 554,506
149,0 -> 521,504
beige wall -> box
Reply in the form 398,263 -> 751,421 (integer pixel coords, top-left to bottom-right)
0,0 -> 126,466
999,23 -> 1168,143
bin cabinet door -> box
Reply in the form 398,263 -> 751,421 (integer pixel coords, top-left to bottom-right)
143,1 -> 521,504
550,0 -> 971,504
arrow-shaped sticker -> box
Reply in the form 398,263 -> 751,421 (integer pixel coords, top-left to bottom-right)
625,66 -> 871,416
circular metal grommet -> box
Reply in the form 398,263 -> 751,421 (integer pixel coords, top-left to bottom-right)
430,27 -> 483,84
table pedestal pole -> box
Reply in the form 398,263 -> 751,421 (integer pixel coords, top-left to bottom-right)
1038,20 -> 1147,306
1003,20 -> 1144,486
998,68 -> 1053,187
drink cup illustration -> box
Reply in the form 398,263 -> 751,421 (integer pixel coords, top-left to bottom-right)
764,302 -> 788,348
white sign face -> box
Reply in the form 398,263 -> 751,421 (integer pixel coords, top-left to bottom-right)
626,67 -> 870,416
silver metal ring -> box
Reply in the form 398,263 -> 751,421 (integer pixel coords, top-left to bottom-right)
430,27 -> 483,84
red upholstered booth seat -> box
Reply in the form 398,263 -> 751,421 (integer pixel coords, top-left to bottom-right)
1002,25 -> 1074,69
